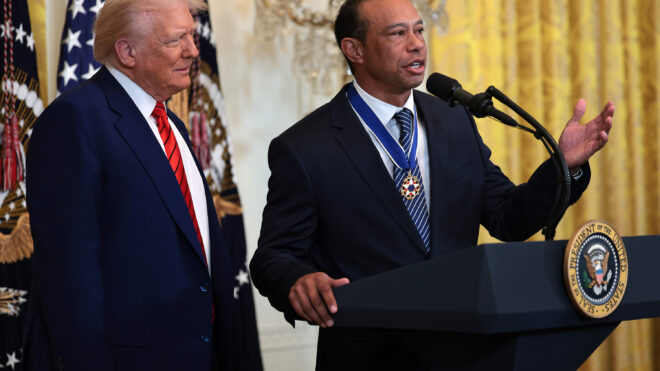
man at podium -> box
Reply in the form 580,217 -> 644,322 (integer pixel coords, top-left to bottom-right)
250,0 -> 614,369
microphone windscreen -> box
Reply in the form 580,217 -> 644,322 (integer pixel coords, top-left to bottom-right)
426,73 -> 460,101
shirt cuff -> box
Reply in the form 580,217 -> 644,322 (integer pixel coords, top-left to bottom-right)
571,168 -> 584,181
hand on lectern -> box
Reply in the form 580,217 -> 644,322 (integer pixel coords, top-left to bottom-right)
559,99 -> 615,174
289,272 -> 350,328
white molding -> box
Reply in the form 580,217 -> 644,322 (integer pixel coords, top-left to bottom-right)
259,323 -> 318,352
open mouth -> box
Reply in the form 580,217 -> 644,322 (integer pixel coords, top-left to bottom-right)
406,61 -> 425,74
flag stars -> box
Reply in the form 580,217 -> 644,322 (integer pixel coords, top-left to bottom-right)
59,61 -> 79,86
69,0 -> 87,19
209,31 -> 216,47
5,352 -> 20,369
89,0 -> 105,15
233,268 -> 250,299
14,24 -> 26,44
26,33 -> 34,51
81,63 -> 99,80
202,22 -> 211,39
4,353 -> 19,369
63,29 -> 82,52
235,269 -> 250,286
86,35 -> 95,48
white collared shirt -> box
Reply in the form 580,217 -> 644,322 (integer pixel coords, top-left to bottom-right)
351,81 -> 431,209
108,66 -> 211,274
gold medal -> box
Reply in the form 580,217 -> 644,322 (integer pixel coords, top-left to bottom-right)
400,171 -> 421,200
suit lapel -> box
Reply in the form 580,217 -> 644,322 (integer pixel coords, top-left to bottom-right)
414,91 -> 451,257
93,67 -> 207,268
332,84 -> 427,254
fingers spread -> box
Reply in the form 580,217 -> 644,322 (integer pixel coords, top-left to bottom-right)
601,101 -> 615,120
569,98 -> 587,124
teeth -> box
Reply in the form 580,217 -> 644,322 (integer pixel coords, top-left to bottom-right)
410,63 -> 421,68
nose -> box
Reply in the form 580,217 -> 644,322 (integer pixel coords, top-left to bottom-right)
183,33 -> 199,58
407,29 -> 425,52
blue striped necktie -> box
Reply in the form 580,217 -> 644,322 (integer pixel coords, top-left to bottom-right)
393,108 -> 431,253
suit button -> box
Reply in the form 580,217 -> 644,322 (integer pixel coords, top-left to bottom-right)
200,282 -> 210,292
201,334 -> 211,343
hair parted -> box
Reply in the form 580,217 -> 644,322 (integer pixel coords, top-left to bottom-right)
93,0 -> 207,65
334,0 -> 370,71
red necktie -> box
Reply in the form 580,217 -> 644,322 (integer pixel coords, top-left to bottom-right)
151,102 -> 209,269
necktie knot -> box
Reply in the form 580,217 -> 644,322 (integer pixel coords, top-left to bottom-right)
151,102 -> 167,120
394,108 -> 413,136
394,108 -> 414,155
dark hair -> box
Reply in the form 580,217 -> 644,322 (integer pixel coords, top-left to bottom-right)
334,0 -> 370,71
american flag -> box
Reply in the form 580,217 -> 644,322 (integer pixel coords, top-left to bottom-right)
57,0 -> 104,93
190,5 -> 264,371
1,0 -> 42,369
56,1 -> 263,369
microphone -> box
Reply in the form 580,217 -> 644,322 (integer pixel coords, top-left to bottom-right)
426,73 -> 519,128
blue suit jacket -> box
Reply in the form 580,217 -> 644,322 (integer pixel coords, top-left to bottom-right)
251,83 -> 590,322
24,67 -> 234,371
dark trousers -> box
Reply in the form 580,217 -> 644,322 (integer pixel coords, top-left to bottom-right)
316,327 -> 428,371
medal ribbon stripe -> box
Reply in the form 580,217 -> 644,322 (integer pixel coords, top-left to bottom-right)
346,85 -> 431,253
346,85 -> 418,172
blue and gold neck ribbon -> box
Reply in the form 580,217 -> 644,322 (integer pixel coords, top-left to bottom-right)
347,83 -> 419,172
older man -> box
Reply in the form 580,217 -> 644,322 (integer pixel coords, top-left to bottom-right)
23,0 -> 233,370
250,0 -> 614,369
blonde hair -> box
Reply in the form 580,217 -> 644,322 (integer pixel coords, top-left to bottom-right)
93,0 -> 207,64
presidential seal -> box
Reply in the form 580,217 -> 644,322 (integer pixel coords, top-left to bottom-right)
563,220 -> 628,318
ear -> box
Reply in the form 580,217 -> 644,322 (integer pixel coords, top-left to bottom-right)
114,39 -> 138,68
340,37 -> 364,66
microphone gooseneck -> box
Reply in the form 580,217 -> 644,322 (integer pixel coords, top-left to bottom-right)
425,73 -> 571,241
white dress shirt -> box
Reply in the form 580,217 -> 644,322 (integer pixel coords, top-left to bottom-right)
108,66 -> 211,273
350,81 -> 431,209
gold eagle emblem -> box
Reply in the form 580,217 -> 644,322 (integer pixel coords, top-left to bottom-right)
584,250 -> 609,288
213,195 -> 243,225
0,213 -> 33,264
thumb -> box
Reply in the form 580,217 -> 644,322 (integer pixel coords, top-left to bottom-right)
331,277 -> 350,288
567,98 -> 587,126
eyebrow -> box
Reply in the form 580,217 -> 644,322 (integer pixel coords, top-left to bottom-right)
386,19 -> 424,31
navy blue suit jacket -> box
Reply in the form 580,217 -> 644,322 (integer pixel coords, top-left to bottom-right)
24,67 -> 234,371
251,84 -> 590,322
